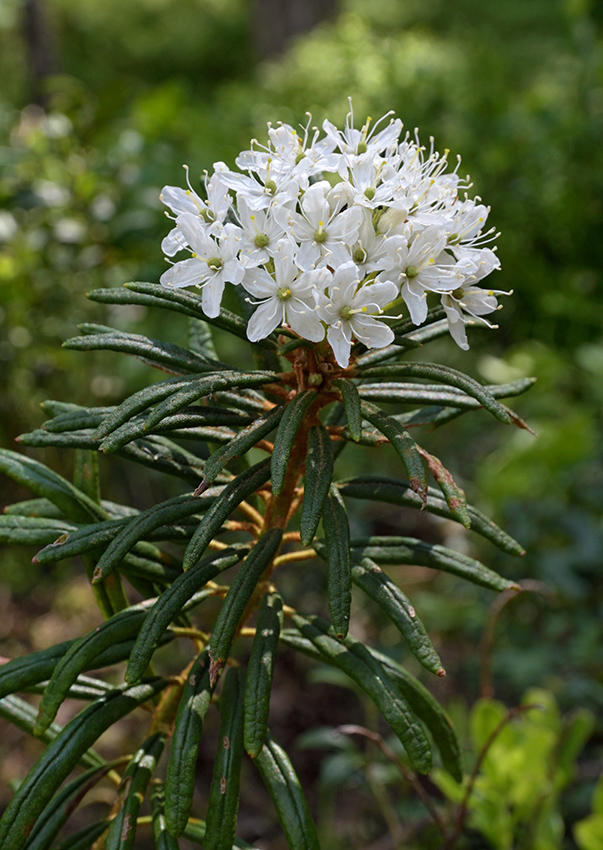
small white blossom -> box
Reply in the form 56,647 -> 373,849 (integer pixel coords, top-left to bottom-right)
316,263 -> 398,367
242,241 -> 327,342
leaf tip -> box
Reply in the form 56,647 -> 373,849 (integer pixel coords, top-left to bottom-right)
436,668 -> 447,678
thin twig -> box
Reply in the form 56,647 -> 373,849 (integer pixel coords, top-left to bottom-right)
336,724 -> 449,839
273,548 -> 317,568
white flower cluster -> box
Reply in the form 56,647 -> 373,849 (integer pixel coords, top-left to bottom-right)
160,105 -> 509,367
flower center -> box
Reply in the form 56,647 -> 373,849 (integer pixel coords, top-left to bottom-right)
254,233 -> 269,248
201,209 -> 215,223
357,141 -> 367,154
314,221 -> 327,243
452,287 -> 465,299
264,179 -> 277,195
405,265 -> 419,279
363,186 -> 375,200
447,232 -> 460,245
277,287 -> 292,301
340,305 -> 355,321
207,257 -> 222,271
353,246 -> 367,263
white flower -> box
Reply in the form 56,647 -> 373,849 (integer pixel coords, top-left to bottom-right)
214,159 -> 304,212
236,196 -> 285,268
441,283 -> 511,350
160,167 -> 231,256
160,214 -> 244,318
316,262 -> 398,367
242,241 -> 327,342
279,181 -> 363,271
380,226 -> 462,325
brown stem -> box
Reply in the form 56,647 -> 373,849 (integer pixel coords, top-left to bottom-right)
336,724 -> 449,840
480,580 -> 553,698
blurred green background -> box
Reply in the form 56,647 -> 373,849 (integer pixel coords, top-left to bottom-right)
0,0 -> 602,845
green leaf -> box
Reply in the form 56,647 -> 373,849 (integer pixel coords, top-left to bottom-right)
332,378 -> 362,442
189,315 -> 218,359
123,282 -> 279,350
244,593 -> 283,759
321,487 -> 352,639
126,547 -> 248,684
0,680 -> 167,850
204,667 -> 246,850
106,732 -> 166,850
254,731 -> 320,850
370,648 -> 463,781
165,651 -> 215,837
351,556 -> 445,676
300,421 -> 334,547
92,494 -> 214,583
355,361 -> 512,425
419,447 -> 471,528
34,600 -> 160,735
150,780 -> 180,850
0,449 -> 107,524
182,821 -> 260,848
348,535 -> 517,592
25,762 -> 116,850
208,529 -> 283,686
290,614 -> 432,773
0,514 -> 76,546
183,459 -> 271,570
64,325 -> 227,375
204,405 -> 284,485
338,477 -> 526,557
271,390 -> 317,496
360,401 -> 427,502
0,635 -> 175,702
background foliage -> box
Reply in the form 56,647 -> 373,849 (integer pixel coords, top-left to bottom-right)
0,0 -> 602,846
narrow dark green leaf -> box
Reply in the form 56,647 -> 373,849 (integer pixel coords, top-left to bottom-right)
290,614 -> 432,774
348,536 -> 518,592
92,494 -> 214,583
300,421 -> 334,547
355,361 -> 512,424
350,556 -> 445,676
2,497 -> 66,517
141,371 -> 278,437
189,315 -> 218,359
204,406 -> 284,485
321,487 -> 352,639
123,281 -> 279,350
183,459 -> 271,570
204,667 -> 246,850
0,449 -> 107,524
165,651 -> 215,836
0,515 -> 76,546
271,390 -> 317,496
208,529 -> 282,686
0,680 -> 167,850
0,694 -> 102,769
0,635 -> 175,702
150,780 -> 180,850
63,327 -> 225,376
279,630 -> 461,781
338,477 -> 526,557
419,447 -> 471,528
25,762 -> 116,850
254,731 -> 319,850
244,593 -> 283,758
34,600 -> 158,735
332,378 -> 362,442
126,547 -> 247,684
93,375 -> 200,440
371,648 -> 463,781
361,401 -> 427,502
106,732 -> 166,850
